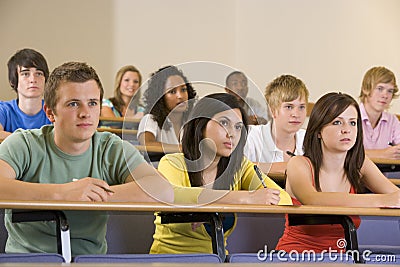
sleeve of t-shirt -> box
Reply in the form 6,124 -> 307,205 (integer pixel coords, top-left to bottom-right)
158,154 -> 202,204
0,130 -> 31,179
391,114 -> 400,145
243,125 -> 261,162
102,136 -> 146,184
0,103 -> 8,127
137,114 -> 159,139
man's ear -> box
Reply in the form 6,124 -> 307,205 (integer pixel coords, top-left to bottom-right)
44,103 -> 55,123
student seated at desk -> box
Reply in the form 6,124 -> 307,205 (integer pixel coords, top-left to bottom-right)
0,48 -> 51,140
150,93 -> 291,254
244,74 -> 309,174
358,66 -> 400,159
101,65 -> 145,123
137,65 -> 197,151
0,62 -> 173,257
276,92 -> 400,253
225,71 -> 271,125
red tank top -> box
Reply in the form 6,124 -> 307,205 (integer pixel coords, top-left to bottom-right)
275,158 -> 361,253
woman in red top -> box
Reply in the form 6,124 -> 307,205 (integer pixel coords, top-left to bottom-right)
276,92 -> 400,253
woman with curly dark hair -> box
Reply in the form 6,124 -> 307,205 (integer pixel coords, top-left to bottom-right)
137,65 -> 197,150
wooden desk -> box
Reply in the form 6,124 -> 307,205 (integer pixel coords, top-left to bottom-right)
134,145 -> 180,154
97,128 -> 138,135
99,116 -> 141,123
2,200 -> 399,263
1,200 -> 399,217
370,158 -> 400,174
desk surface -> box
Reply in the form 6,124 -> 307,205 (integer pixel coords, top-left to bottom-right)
99,116 -> 141,123
0,200 -> 399,216
97,128 -> 138,135
371,157 -> 400,165
135,145 -> 180,154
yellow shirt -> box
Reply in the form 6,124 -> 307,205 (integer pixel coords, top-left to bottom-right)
150,153 -> 291,254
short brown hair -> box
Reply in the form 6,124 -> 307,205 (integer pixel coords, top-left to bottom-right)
44,62 -> 104,112
359,66 -> 398,103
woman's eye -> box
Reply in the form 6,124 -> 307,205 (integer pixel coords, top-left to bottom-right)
235,124 -> 243,130
333,120 -> 341,125
89,101 -> 98,106
350,121 -> 357,126
219,120 -> 229,126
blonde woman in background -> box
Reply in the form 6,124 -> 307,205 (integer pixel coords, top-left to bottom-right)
101,65 -> 144,120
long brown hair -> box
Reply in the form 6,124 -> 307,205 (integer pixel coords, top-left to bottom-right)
303,92 -> 365,192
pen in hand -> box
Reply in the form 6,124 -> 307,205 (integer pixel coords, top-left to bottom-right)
72,178 -> 115,193
286,151 -> 296,157
253,165 -> 267,188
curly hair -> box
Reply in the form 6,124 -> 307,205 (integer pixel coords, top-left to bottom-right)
109,65 -> 143,115
143,65 -> 196,130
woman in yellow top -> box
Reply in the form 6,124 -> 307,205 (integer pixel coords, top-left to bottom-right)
150,93 -> 291,254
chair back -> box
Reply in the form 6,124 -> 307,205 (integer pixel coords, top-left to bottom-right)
74,253 -> 221,263
227,252 -> 354,263
0,253 -> 64,263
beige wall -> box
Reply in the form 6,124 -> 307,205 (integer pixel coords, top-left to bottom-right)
1,0 -> 399,112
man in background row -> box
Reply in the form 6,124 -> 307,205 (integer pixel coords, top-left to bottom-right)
225,71 -> 271,125
0,48 -> 51,140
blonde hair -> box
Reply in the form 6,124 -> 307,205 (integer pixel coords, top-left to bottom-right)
265,74 -> 309,113
110,65 -> 143,114
359,66 -> 398,103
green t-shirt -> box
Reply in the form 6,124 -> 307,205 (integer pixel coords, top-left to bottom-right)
0,125 -> 145,256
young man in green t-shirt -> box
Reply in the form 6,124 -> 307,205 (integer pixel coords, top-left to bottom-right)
0,62 -> 173,256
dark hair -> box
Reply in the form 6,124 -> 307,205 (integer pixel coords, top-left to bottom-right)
143,65 -> 196,130
7,48 -> 49,92
304,92 -> 364,192
44,62 -> 104,113
225,71 -> 247,87
182,93 -> 249,190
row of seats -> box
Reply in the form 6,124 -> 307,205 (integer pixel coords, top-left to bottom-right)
1,252 -> 399,264
1,212 -> 399,263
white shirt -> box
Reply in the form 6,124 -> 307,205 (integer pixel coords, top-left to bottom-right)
244,97 -> 272,123
137,114 -> 180,144
244,121 -> 305,163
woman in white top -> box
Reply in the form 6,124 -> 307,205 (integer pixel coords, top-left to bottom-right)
244,74 -> 309,174
137,65 -> 197,151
